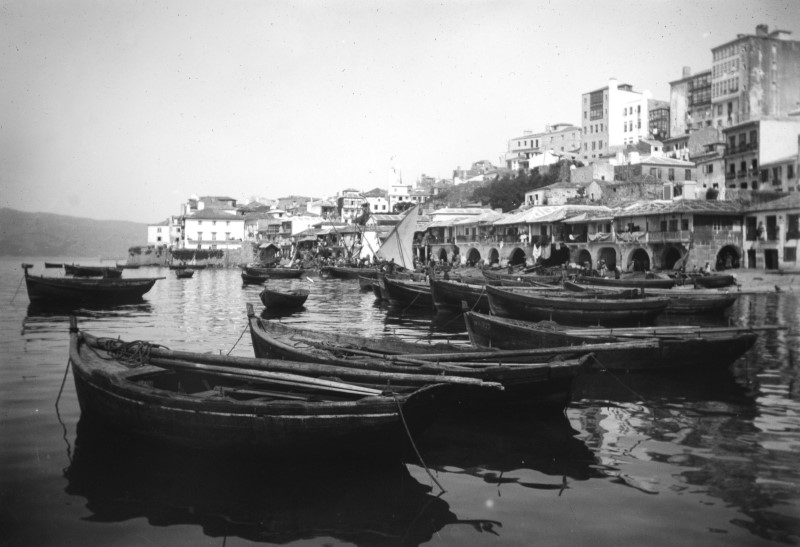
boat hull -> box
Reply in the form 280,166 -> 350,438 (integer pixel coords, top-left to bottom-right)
24,274 -> 159,304
486,285 -> 669,326
431,279 -> 490,313
260,288 -> 309,309
464,311 -> 757,371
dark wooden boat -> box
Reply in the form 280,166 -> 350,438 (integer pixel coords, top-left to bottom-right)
575,274 -> 676,289
430,279 -> 490,313
175,269 -> 195,279
693,274 -> 737,288
67,317 -> 445,454
44,262 -> 63,268
323,266 -> 380,280
247,305 -> 590,409
241,271 -> 269,285
65,264 -> 123,278
122,264 -> 141,269
381,276 -> 433,309
260,287 -> 310,309
486,284 -> 669,326
358,275 -> 375,291
22,264 -> 162,304
463,311 -> 760,372
482,269 -> 563,286
564,280 -> 738,315
245,265 -> 304,279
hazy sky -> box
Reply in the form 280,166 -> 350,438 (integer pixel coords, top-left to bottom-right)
2,0 -> 799,223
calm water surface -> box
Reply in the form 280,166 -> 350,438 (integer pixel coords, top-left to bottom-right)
1,258 -> 799,546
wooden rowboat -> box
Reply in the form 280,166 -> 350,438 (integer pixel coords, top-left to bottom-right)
68,317 -> 447,454
381,276 -> 433,309
260,287 -> 309,309
246,304 -> 590,409
322,266 -> 380,280
575,274 -> 676,289
22,264 -> 162,304
564,280 -> 739,315
245,266 -> 304,279
430,279 -> 491,313
485,284 -> 669,326
463,311 -> 760,372
175,269 -> 195,279
44,262 -> 64,268
65,264 -> 123,278
241,271 -> 269,285
482,269 -> 564,286
693,273 -> 737,288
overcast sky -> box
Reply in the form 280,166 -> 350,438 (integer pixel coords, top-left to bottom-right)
2,0 -> 799,223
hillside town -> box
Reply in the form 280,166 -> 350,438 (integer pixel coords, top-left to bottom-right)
142,24 -> 800,274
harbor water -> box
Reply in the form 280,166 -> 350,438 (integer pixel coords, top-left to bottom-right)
1,257 -> 799,546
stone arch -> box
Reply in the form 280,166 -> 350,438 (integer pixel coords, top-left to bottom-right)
488,248 -> 500,266
466,247 -> 482,267
508,247 -> 527,266
577,249 -> 592,270
628,248 -> 651,272
662,246 -> 683,270
716,245 -> 741,270
437,247 -> 449,262
597,247 -> 617,269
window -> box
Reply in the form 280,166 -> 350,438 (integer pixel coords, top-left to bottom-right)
211,232 -> 217,241
668,168 -> 675,181
660,220 -> 667,232
212,221 -> 216,226
789,165 -> 795,179
198,220 -> 203,225
681,219 -> 689,231
785,247 -> 797,262
225,232 -> 231,240
197,231 -> 203,241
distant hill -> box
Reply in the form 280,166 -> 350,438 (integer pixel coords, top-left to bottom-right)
0,208 -> 147,258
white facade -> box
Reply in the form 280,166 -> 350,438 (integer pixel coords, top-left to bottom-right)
182,213 -> 245,250
146,220 -> 169,245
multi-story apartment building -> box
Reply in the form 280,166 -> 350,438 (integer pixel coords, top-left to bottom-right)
711,25 -> 800,129
505,124 -> 582,170
182,209 -> 245,250
337,188 -> 365,223
669,67 -> 713,136
581,79 -> 664,163
724,118 -> 800,192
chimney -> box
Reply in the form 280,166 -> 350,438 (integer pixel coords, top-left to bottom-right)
756,24 -> 768,37
682,66 -> 692,78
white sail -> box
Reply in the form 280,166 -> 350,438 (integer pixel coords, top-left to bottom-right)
375,205 -> 420,269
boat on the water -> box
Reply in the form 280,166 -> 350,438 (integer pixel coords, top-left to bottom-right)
430,278 -> 491,313
64,264 -> 123,278
322,266 -> 380,280
463,311 -> 761,372
482,269 -> 563,286
485,284 -> 670,326
22,264 -> 162,304
564,280 -> 739,314
693,273 -> 737,288
175,269 -> 195,279
241,271 -> 269,285
381,276 -> 433,309
245,265 -> 304,279
260,287 -> 310,309
44,262 -> 64,268
247,304 -> 590,409
575,273 -> 676,289
67,317 -> 446,454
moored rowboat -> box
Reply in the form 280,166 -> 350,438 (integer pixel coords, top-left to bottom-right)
22,264 -> 162,304
68,317 -> 447,454
260,287 -> 310,309
463,311 -> 760,371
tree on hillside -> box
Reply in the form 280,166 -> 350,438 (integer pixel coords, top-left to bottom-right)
471,163 -> 571,211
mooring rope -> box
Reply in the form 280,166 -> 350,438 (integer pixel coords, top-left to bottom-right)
227,322 -> 250,356
393,394 -> 445,494
10,273 -> 25,304
55,358 -> 73,465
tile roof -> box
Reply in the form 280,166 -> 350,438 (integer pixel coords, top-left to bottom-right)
494,205 -> 611,225
744,193 -> 800,212
189,209 -> 244,220
615,199 -> 743,217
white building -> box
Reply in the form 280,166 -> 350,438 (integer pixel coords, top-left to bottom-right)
182,209 -> 245,250
146,219 -> 169,245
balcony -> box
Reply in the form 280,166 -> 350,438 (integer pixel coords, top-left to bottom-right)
736,170 -> 747,179
725,171 -> 736,180
649,231 -> 692,243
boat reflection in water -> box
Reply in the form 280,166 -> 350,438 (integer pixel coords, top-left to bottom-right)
64,419 -> 501,545
418,410 -> 603,491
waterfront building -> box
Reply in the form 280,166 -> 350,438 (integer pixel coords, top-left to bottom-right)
182,209 -> 245,250
146,219 -> 169,245
580,78 -> 667,163
723,118 -> 800,194
669,67 -> 714,136
361,188 -> 389,214
337,189 -> 366,223
711,25 -> 800,129
525,181 -> 589,206
742,193 -> 800,270
504,124 -> 582,171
